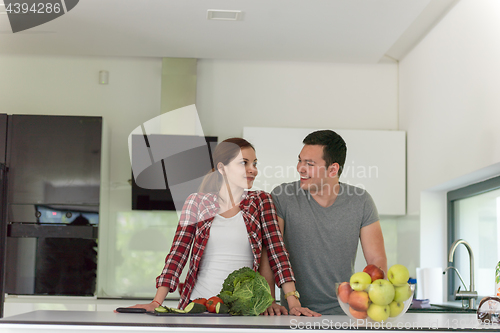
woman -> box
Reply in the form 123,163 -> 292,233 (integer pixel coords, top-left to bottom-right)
130,138 -> 319,316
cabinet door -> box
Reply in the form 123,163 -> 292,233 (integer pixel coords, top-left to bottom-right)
6,115 -> 102,206
243,127 -> 406,215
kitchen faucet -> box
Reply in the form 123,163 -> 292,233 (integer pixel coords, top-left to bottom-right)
446,239 -> 477,309
443,266 -> 467,290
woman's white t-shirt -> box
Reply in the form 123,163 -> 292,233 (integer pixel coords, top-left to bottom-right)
189,211 -> 254,300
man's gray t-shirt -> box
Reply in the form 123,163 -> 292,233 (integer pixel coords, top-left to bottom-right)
271,181 -> 379,315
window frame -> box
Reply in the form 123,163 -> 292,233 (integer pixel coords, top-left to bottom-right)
446,175 -> 500,301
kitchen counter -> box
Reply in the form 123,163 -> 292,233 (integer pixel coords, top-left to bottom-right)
0,310 -> 499,333
407,305 -> 477,314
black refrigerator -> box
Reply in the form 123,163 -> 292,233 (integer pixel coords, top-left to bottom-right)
0,115 -> 103,318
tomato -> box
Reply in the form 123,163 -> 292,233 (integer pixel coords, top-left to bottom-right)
206,296 -> 223,313
192,298 -> 207,306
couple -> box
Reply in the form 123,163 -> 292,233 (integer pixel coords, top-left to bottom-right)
131,130 -> 387,316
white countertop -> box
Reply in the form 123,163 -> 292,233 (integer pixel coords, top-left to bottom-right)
0,310 -> 499,333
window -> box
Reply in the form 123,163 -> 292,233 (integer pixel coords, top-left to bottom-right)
105,211 -> 185,298
447,176 -> 500,301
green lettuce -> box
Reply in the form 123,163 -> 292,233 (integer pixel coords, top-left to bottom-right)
218,267 -> 274,316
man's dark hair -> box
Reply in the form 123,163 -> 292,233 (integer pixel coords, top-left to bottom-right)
303,130 -> 347,177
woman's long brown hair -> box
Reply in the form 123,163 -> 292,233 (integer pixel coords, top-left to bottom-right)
198,137 -> 255,195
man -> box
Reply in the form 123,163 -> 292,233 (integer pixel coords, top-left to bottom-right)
264,129 -> 387,315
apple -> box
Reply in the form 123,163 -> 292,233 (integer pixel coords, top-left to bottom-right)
389,301 -> 405,317
348,290 -> 369,312
367,303 -> 390,322
387,264 -> 410,285
337,282 -> 353,303
368,279 -> 395,306
350,272 -> 371,291
349,306 -> 368,319
394,283 -> 413,302
363,264 -> 385,281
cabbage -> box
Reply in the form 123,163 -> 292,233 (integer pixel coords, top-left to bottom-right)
218,267 -> 274,316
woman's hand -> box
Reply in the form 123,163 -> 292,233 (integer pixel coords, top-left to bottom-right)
261,301 -> 288,316
113,302 -> 158,313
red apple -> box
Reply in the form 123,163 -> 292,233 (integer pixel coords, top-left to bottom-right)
349,306 -> 368,319
363,264 -> 385,281
337,282 -> 353,303
348,290 -> 370,312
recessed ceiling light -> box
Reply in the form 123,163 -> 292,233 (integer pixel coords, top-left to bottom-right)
207,10 -> 242,21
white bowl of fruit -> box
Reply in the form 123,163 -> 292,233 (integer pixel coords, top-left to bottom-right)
336,264 -> 415,322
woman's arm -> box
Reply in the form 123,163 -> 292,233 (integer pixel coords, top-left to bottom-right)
258,193 -> 294,285
126,286 -> 170,312
259,246 -> 288,315
155,194 -> 201,297
259,247 -> 275,297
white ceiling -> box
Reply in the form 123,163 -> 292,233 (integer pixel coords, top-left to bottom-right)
0,0 -> 458,63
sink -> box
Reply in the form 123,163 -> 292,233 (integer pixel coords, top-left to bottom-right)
407,304 -> 476,313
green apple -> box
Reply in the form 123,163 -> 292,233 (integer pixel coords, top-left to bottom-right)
350,272 -> 371,291
387,264 -> 410,285
368,279 -> 395,305
367,303 -> 390,322
394,283 -> 413,302
389,301 -> 405,317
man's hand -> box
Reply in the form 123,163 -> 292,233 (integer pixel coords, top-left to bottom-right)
289,306 -> 322,317
262,301 -> 288,316
286,297 -> 322,317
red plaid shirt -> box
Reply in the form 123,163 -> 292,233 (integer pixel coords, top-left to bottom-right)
156,190 -> 295,309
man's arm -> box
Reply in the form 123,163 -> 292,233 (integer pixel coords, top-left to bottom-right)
277,216 -> 285,235
359,221 -> 387,275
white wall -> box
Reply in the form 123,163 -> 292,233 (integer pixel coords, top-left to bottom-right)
197,59 -> 399,139
0,54 -> 163,296
399,0 -> 500,291
400,0 -> 500,214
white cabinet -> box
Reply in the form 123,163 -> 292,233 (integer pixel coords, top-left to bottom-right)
243,127 -> 406,215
